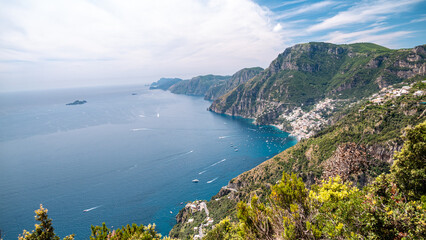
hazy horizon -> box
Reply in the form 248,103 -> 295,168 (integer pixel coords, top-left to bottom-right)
1,0 -> 425,92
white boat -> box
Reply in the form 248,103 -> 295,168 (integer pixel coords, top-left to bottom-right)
192,179 -> 199,183
83,206 -> 100,212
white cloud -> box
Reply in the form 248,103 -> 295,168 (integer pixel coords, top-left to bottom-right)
271,0 -> 307,9
273,23 -> 283,32
0,0 -> 284,91
276,1 -> 337,19
410,15 -> 426,23
322,27 -> 413,47
308,0 -> 422,32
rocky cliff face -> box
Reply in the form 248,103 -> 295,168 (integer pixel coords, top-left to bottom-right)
169,74 -> 231,96
204,67 -> 263,100
209,43 -> 426,138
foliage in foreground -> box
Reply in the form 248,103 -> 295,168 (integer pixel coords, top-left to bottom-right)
19,204 -> 74,240
20,206 -> 175,240
204,121 -> 426,239
90,223 -> 177,240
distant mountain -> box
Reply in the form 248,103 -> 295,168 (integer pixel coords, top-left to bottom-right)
204,67 -> 263,100
209,42 -> 426,137
150,68 -> 263,101
169,74 -> 231,96
150,78 -> 182,90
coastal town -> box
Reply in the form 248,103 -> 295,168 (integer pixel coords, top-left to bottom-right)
276,98 -> 342,139
275,81 -> 425,140
369,81 -> 424,104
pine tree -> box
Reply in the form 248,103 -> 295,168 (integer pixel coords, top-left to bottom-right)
19,204 -> 74,240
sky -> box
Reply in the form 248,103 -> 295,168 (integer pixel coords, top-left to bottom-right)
0,0 -> 425,92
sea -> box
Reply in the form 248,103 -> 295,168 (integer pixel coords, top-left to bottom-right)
0,85 -> 297,239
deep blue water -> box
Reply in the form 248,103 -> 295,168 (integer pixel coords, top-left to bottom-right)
0,85 -> 297,239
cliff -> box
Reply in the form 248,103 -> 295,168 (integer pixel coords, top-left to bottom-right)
209,42 -> 426,138
204,67 -> 263,100
169,75 -> 231,96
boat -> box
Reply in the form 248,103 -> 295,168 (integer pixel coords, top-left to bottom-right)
192,179 -> 199,183
235,149 -> 238,152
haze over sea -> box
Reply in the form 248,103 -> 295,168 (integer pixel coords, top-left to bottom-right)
0,85 -> 297,239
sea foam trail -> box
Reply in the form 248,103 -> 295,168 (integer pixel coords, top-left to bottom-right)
184,150 -> 194,155
198,170 -> 207,175
207,177 -> 218,184
83,205 -> 101,212
132,128 -> 151,131
210,158 -> 226,167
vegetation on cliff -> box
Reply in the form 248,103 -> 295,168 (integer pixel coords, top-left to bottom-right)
201,120 -> 425,239
204,67 -> 263,100
169,75 -> 230,96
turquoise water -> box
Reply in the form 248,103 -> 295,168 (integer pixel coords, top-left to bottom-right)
0,86 -> 297,239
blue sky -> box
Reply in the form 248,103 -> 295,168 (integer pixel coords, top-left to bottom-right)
257,0 -> 426,48
0,0 -> 425,91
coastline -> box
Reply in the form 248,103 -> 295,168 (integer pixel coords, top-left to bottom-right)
169,108 -> 298,237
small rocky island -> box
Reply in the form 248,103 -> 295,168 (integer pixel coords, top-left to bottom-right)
66,100 -> 87,105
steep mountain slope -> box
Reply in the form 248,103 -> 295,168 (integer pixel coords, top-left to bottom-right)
150,78 -> 183,90
209,42 -> 426,138
169,75 -> 231,96
170,80 -> 426,239
204,67 -> 263,100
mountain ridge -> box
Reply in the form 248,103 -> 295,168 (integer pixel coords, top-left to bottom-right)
208,42 -> 426,138
149,67 -> 263,100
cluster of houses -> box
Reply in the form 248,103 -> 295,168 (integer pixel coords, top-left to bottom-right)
370,82 -> 424,104
280,98 -> 337,139
183,200 -> 214,239
280,80 -> 425,140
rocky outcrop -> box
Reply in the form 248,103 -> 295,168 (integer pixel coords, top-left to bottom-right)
66,100 -> 87,105
175,207 -> 190,224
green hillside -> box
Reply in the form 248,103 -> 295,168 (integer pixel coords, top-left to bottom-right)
169,75 -> 231,96
204,67 -> 263,100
